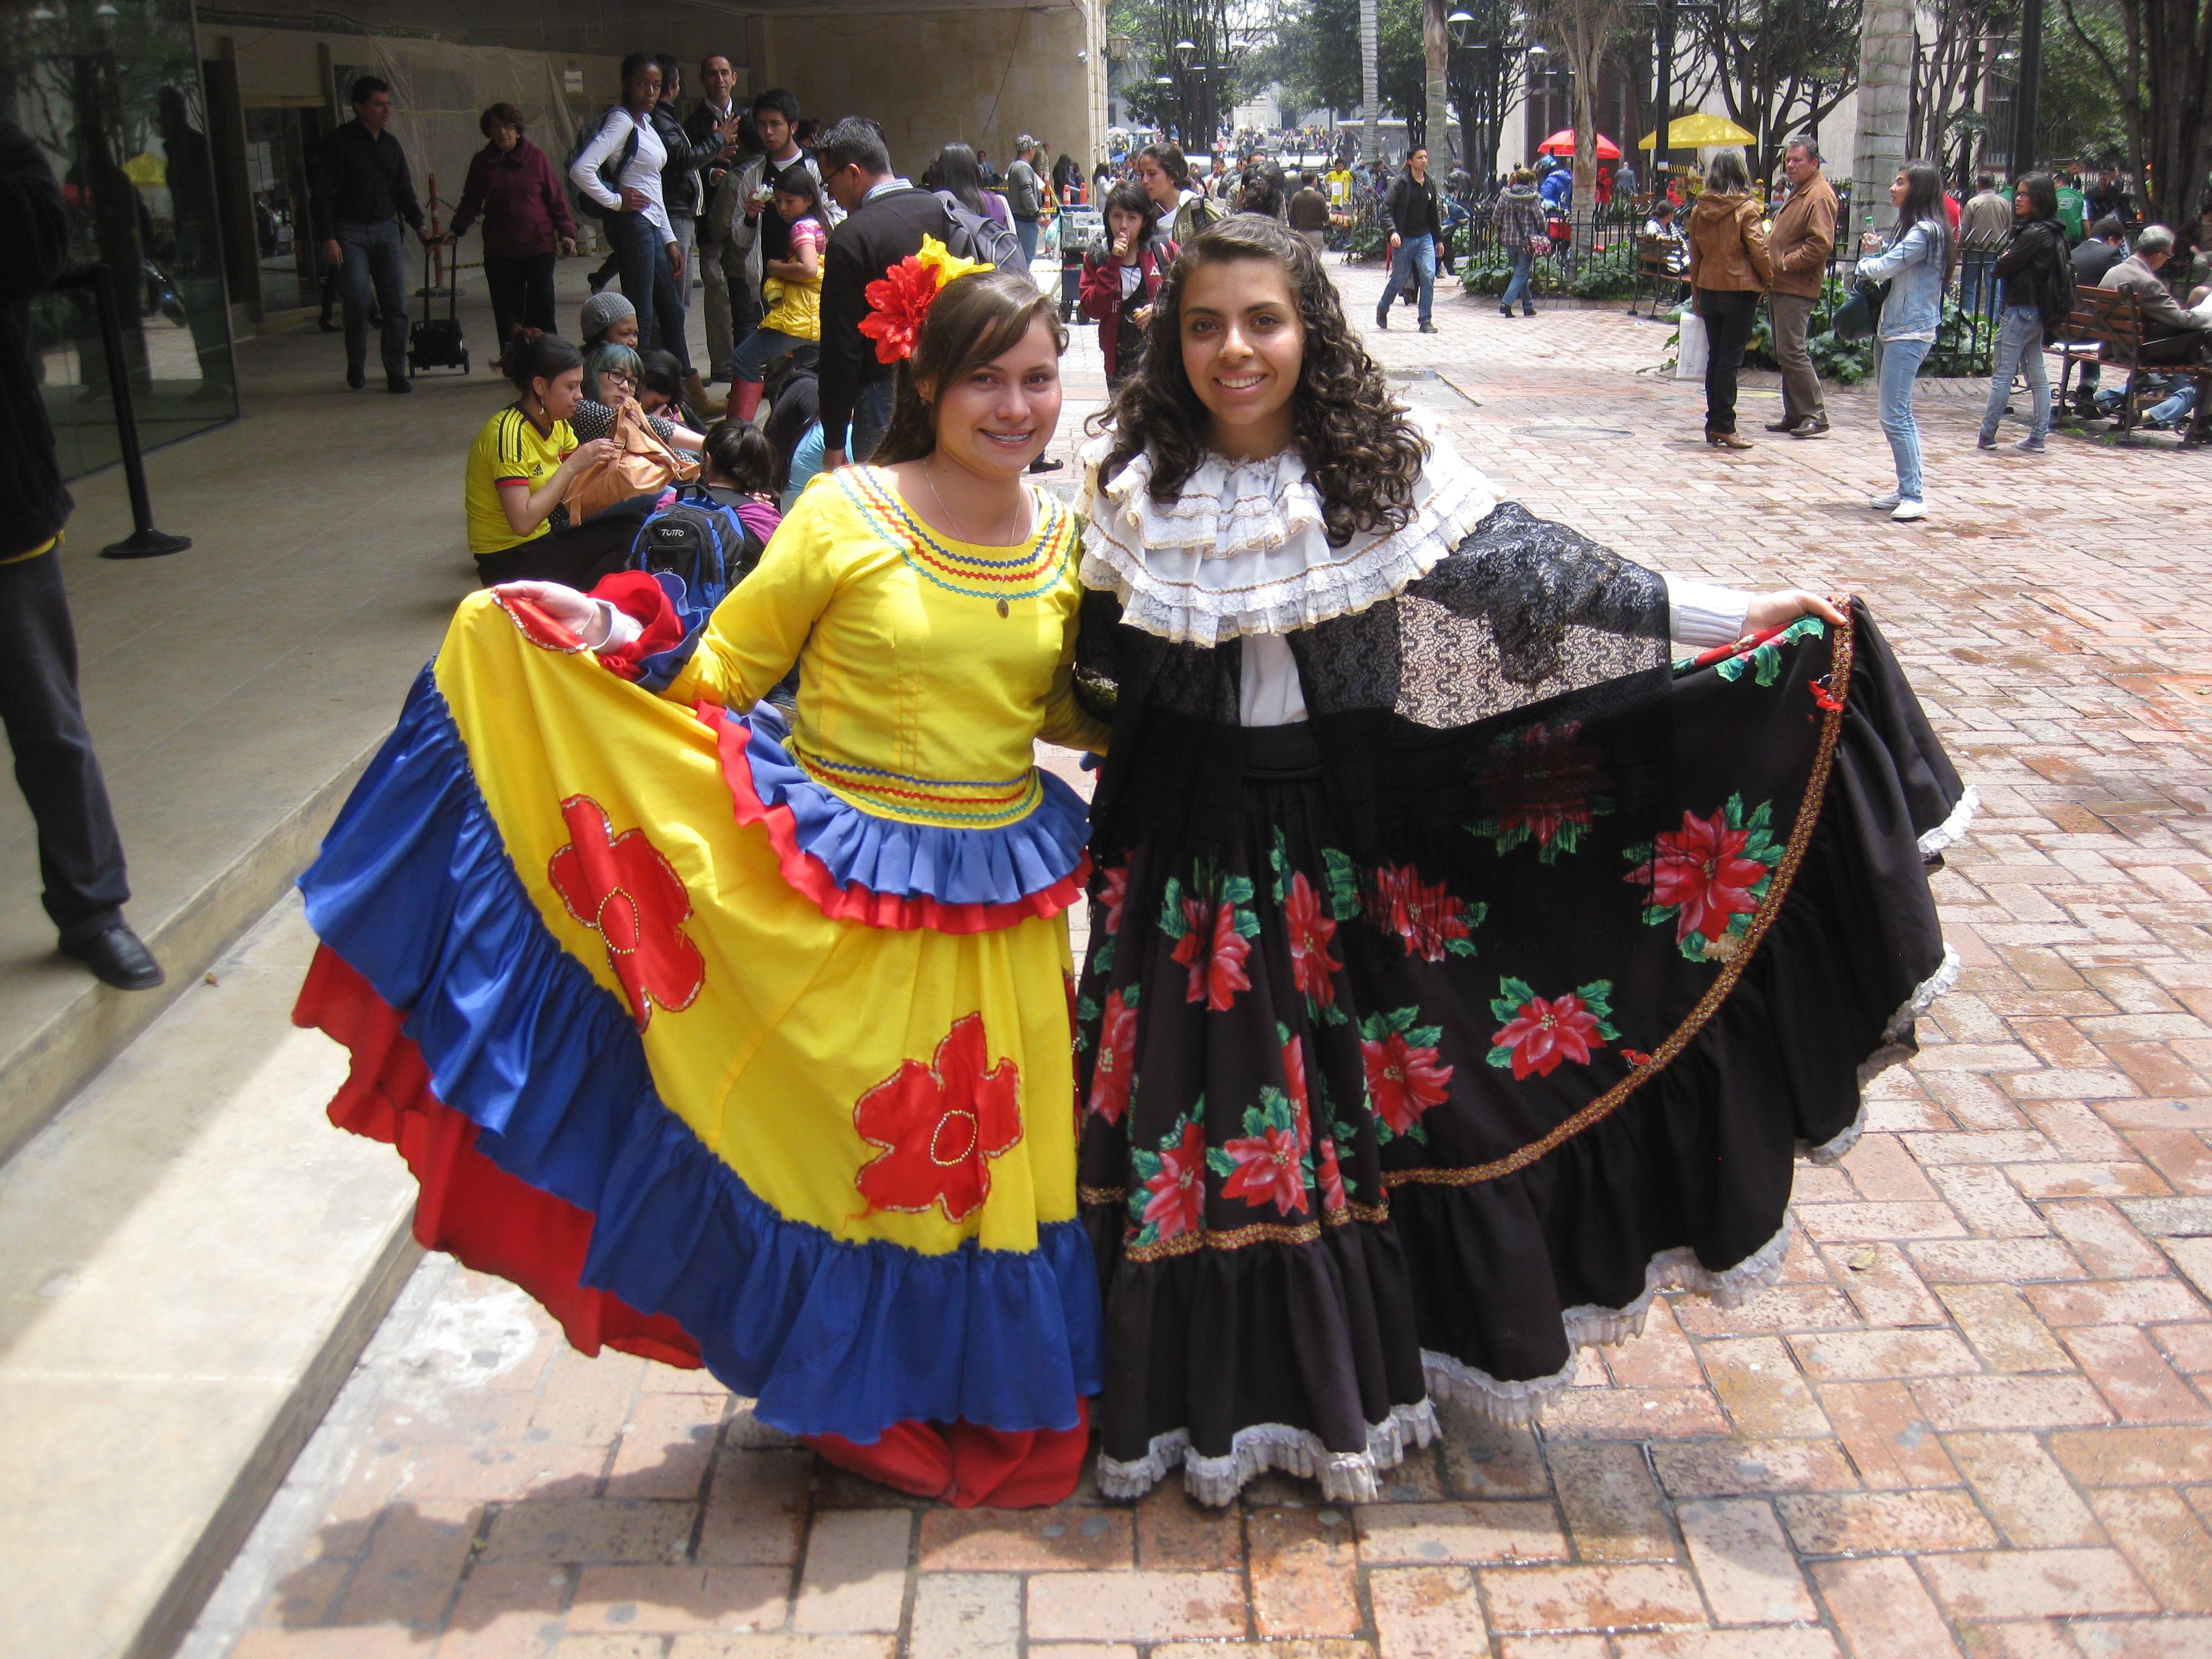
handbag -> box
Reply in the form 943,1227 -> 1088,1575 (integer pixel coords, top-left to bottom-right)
1834,276 -> 1889,341
562,395 -> 699,523
1675,309 -> 1710,380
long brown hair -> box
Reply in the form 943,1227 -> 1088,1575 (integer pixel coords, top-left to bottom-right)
1091,215 -> 1426,546
870,270 -> 1068,464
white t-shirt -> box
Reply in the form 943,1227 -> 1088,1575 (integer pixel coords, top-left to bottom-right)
571,108 -> 672,240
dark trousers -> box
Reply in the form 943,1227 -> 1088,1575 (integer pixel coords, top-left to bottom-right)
0,549 -> 129,940
1698,288 -> 1761,435
606,209 -> 692,375
335,218 -> 410,382
473,495 -> 657,588
484,252 -> 558,353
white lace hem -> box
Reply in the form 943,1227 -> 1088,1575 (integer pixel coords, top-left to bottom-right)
1094,1398 -> 1440,1507
1076,426 -> 1498,646
1918,784 -> 1979,860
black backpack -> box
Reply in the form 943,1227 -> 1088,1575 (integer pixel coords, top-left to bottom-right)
566,108 -> 640,223
937,190 -> 1028,276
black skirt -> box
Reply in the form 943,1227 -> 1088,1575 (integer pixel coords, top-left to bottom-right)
1071,608 -> 1969,1503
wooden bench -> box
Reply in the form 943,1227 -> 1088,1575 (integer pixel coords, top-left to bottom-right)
1629,233 -> 1686,318
2049,284 -> 2212,437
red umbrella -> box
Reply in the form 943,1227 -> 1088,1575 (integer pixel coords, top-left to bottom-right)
1537,130 -> 1622,159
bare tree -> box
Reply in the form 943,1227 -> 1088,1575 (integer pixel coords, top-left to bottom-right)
1533,0 -> 1627,207
1905,0 -> 2008,186
1697,0 -> 1863,181
2058,0 -> 2212,229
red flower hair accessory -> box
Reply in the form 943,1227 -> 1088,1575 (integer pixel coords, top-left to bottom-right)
857,234 -> 994,364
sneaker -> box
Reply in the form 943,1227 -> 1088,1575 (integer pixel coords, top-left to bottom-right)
1868,490 -> 1901,511
1418,321 -> 1438,334
2014,436 -> 2046,452
1977,432 -> 1998,449
1891,497 -> 1926,521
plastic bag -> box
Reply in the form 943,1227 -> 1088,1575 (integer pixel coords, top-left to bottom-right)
1675,310 -> 1709,380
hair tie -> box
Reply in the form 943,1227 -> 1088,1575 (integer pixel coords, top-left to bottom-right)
858,235 -> 994,364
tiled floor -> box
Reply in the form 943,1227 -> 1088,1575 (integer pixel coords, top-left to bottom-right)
197,260 -> 2212,1658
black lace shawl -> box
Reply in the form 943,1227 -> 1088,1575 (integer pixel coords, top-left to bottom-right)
1078,500 -> 1675,869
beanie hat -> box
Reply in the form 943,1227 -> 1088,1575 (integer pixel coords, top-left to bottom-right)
579,289 -> 636,344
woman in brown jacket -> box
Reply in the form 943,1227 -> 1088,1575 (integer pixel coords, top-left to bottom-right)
1686,150 -> 1775,448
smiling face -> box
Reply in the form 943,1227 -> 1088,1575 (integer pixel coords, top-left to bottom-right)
924,312 -> 1064,487
702,56 -> 736,107
1178,257 -> 1305,463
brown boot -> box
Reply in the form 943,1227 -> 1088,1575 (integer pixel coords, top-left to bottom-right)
685,372 -> 726,419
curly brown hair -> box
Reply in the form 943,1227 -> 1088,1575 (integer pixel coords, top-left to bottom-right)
1091,215 -> 1426,546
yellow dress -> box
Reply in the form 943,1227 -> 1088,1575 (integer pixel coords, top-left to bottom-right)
298,464 -> 1110,1442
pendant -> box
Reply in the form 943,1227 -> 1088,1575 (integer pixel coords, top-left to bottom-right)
997,598 -> 1010,618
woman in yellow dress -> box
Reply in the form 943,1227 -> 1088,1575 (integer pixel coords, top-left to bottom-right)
294,260 -> 1109,1506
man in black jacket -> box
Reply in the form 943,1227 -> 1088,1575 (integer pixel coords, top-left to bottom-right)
1376,147 -> 1443,333
309,76 -> 435,393
815,118 -> 953,469
0,121 -> 160,989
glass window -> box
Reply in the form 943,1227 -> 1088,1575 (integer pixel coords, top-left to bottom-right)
5,0 -> 238,480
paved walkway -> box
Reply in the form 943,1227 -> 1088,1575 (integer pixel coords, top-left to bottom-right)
190,261 -> 2212,1659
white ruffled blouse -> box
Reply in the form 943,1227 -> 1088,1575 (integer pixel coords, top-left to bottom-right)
1076,428 -> 1751,727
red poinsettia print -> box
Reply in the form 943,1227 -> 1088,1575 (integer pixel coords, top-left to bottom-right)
1097,862 -> 1129,936
1359,1010 -> 1455,1138
853,1014 -> 1024,1224
1283,871 -> 1343,1008
1219,1117 -> 1310,1214
1637,806 -> 1771,943
1367,864 -> 1477,962
1315,1136 -> 1348,1213
548,796 -> 705,1030
1486,977 -> 1621,1081
1469,720 -> 1610,859
1173,896 -> 1253,1011
1140,1118 -> 1209,1242
1088,988 -> 1139,1125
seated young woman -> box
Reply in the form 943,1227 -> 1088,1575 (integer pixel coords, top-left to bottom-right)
468,334 -> 662,588
576,343 -> 705,452
638,347 -> 708,432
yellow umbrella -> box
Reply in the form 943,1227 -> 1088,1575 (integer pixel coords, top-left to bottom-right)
1637,113 -> 1757,150
122,150 -> 168,187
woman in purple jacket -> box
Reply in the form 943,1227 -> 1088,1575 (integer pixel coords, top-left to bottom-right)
448,104 -> 578,359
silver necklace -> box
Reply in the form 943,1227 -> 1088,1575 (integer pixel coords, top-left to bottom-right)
922,461 -> 1027,615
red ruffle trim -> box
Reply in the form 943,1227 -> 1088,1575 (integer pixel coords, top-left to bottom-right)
588,571 -> 690,683
705,703 -> 1091,934
293,943 -> 705,1370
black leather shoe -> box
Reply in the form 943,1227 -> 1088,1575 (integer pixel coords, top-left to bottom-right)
1373,313 -> 1389,329
346,364 -> 366,390
1766,415 -> 1806,434
386,377 -> 414,394
61,924 -> 164,991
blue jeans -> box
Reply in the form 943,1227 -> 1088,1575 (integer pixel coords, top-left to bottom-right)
1874,335 -> 1932,500
1959,252 -> 2002,322
1379,232 -> 1435,324
1014,217 -> 1041,264
729,325 -> 811,385
1981,305 -> 2051,443
1501,249 -> 1535,312
606,210 -> 691,375
335,218 -> 408,381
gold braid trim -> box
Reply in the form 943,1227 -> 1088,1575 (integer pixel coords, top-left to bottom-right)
1384,613 -> 1857,1192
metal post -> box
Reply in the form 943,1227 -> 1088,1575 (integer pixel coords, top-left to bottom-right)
1652,0 -> 1674,190
59,267 -> 192,560
2009,0 -> 2043,178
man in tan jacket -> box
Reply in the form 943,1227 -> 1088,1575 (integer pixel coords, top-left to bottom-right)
1766,137 -> 1838,437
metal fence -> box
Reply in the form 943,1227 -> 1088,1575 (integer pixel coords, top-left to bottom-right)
1336,198 -> 1999,377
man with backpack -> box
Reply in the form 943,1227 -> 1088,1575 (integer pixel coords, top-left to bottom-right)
814,118 -> 954,470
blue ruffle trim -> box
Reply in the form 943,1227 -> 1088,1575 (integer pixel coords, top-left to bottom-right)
300,666 -> 1102,1439
740,703 -> 1090,906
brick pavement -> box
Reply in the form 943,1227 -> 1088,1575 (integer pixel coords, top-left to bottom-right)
200,261 -> 2212,1659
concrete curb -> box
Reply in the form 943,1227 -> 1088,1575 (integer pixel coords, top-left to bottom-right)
126,1225 -> 423,1659
0,732 -> 383,1170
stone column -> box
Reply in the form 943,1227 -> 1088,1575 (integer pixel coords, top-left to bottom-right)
1851,0 -> 1912,241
